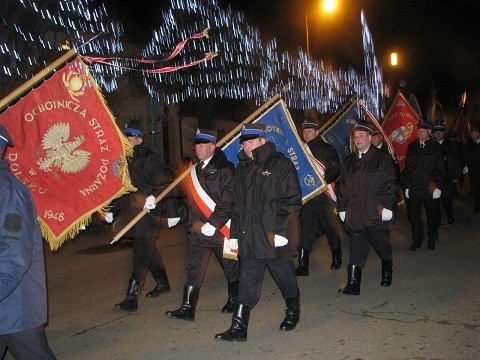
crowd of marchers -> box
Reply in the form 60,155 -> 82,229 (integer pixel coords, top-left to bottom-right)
1,115 -> 479,358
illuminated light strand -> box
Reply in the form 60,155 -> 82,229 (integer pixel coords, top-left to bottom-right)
141,1 -> 382,115
2,0 -> 383,115
1,0 -> 123,91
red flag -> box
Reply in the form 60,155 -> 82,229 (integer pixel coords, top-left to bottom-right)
382,91 -> 420,170
0,56 -> 135,250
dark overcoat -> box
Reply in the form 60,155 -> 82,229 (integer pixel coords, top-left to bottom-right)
403,139 -> 446,198
306,134 -> 341,204
123,144 -> 178,238
336,146 -> 398,232
186,148 -> 235,247
231,142 -> 302,260
0,159 -> 48,335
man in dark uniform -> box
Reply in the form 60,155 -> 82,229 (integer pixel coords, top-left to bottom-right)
296,119 -> 342,276
371,129 -> 402,207
215,124 -> 302,342
114,122 -> 179,311
0,124 -> 57,359
166,129 -> 239,321
463,123 -> 480,213
404,119 -> 446,251
371,129 -> 388,153
336,122 -> 397,295
433,123 -> 461,223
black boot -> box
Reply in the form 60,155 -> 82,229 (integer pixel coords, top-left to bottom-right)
165,285 -> 200,321
114,279 -> 143,311
338,265 -> 362,295
146,269 -> 170,298
295,249 -> 310,276
380,259 -> 393,287
279,297 -> 300,331
330,248 -> 342,270
221,281 -> 239,313
214,304 -> 250,342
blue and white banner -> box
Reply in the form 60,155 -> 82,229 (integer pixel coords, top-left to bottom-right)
222,100 -> 327,203
321,98 -> 359,163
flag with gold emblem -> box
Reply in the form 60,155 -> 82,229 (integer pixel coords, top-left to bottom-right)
382,91 -> 420,170
0,55 -> 135,250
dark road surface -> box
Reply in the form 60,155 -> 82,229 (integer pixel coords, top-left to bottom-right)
5,184 -> 479,360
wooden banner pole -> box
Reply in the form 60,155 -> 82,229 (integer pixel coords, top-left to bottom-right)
0,49 -> 78,112
111,93 -> 281,244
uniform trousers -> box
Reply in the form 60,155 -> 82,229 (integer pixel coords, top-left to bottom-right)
470,174 -> 480,212
132,235 -> 167,283
0,326 -> 56,360
407,195 -> 441,247
186,243 -> 239,287
299,200 -> 342,251
237,257 -> 299,308
347,226 -> 392,268
440,180 -> 455,220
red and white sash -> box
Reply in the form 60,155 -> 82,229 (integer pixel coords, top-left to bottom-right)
184,164 -> 231,239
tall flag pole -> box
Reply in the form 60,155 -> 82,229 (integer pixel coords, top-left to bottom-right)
358,100 -> 395,156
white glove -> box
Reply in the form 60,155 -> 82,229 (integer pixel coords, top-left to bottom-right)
168,217 -> 180,228
229,238 -> 238,250
405,189 -> 409,199
104,212 -> 114,223
338,211 -> 346,222
381,208 -> 393,221
274,234 -> 288,247
201,222 -> 216,236
463,166 -> 468,174
143,195 -> 156,210
432,188 -> 441,199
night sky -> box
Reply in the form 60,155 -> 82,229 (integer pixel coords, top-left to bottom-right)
120,0 -> 480,115
226,0 -> 480,113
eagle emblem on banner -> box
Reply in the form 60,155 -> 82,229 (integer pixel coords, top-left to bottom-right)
37,122 -> 91,174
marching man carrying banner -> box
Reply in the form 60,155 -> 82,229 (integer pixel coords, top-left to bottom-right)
113,95 -> 327,261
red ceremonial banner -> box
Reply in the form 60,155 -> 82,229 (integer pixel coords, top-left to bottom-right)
382,92 -> 420,170
0,56 -> 135,250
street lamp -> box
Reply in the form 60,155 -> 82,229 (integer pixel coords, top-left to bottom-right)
384,51 -> 400,99
390,52 -> 398,67
305,0 -> 338,56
